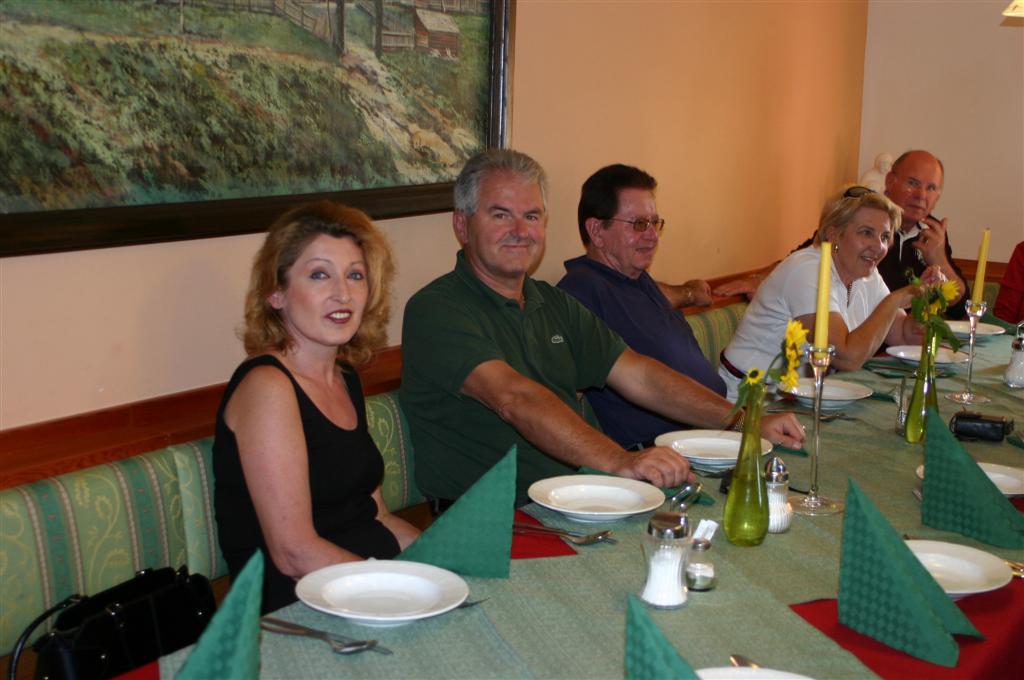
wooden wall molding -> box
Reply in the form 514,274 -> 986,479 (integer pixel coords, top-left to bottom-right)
0,258 -> 1006,490
0,346 -> 402,489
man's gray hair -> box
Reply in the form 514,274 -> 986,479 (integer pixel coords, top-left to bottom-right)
453,149 -> 548,215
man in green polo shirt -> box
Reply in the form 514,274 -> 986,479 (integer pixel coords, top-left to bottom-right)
401,150 -> 805,508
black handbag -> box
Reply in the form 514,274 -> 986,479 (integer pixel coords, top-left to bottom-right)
7,566 -> 216,680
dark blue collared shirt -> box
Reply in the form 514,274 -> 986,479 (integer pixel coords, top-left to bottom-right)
558,256 -> 726,447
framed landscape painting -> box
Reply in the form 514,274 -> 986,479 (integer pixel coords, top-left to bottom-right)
0,0 -> 511,256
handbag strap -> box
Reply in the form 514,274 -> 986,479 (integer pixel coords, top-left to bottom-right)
7,595 -> 82,680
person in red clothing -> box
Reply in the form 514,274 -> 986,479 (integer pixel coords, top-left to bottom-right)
995,241 -> 1024,324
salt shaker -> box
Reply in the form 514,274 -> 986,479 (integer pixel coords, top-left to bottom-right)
639,511 -> 689,608
1005,322 -> 1024,389
764,456 -> 794,534
685,539 -> 716,591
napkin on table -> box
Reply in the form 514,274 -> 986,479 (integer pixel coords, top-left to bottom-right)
838,479 -> 981,667
867,388 -> 896,402
624,594 -> 699,680
922,410 -> 1024,549
176,550 -> 263,680
397,446 -> 516,578
773,444 -> 808,458
980,312 -> 1016,333
1007,432 -> 1024,451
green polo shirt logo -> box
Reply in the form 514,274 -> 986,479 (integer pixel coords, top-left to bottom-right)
551,334 -> 564,344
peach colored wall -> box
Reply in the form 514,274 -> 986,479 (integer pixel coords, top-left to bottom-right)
510,1 -> 868,287
858,0 -> 1024,261
0,1 -> 868,430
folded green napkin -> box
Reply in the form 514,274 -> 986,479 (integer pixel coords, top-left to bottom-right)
624,594 -> 699,680
1008,432 -> 1024,451
922,410 -> 1024,548
838,480 -> 981,667
981,312 -> 1016,333
773,444 -> 808,458
397,446 -> 516,577
867,388 -> 895,402
176,551 -> 263,680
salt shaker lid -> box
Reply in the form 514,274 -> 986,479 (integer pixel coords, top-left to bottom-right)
647,511 -> 689,539
691,538 -> 711,551
764,455 -> 789,483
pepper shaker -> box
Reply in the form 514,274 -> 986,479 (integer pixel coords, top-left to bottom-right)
764,456 -> 794,533
684,538 -> 717,591
639,511 -> 690,608
1005,322 -> 1024,389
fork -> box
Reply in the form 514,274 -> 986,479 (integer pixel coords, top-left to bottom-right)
512,522 -> 616,545
260,616 -> 391,655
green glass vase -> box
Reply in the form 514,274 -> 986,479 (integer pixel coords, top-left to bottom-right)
905,325 -> 940,444
723,383 -> 769,546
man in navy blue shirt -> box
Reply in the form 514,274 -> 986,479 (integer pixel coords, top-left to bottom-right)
558,164 -> 727,449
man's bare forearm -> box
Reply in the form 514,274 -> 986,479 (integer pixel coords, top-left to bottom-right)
607,350 -> 738,429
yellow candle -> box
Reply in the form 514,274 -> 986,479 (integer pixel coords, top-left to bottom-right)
971,229 -> 990,306
814,242 -> 832,348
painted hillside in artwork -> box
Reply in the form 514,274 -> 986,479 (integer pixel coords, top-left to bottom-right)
0,0 -> 492,213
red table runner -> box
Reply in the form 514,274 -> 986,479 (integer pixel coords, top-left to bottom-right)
792,579 -> 1024,679
510,509 -> 577,559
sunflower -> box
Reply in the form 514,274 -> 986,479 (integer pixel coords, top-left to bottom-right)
784,319 -> 809,350
939,279 -> 960,304
745,368 -> 764,385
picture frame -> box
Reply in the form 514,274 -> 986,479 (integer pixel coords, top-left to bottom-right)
0,0 -> 512,257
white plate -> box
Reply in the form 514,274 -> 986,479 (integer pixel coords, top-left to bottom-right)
905,540 -> 1012,600
654,430 -> 773,466
527,475 -> 664,522
916,462 -> 1024,496
886,345 -> 969,366
780,377 -> 873,410
296,560 -> 468,626
697,668 -> 815,680
946,321 -> 1006,339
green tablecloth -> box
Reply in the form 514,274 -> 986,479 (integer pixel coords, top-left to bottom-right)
161,335 -> 1023,679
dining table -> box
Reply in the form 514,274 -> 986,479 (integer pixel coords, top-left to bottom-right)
158,332 -> 1023,679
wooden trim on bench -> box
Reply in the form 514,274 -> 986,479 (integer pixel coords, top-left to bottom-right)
0,346 -> 402,489
954,258 -> 1006,282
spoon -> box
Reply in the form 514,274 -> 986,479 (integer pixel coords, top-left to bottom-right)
260,617 -> 388,655
730,654 -> 761,668
765,408 -> 846,422
667,481 -> 704,511
512,522 -> 616,545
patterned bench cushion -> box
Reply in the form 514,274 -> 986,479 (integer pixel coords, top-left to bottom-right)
366,391 -> 424,512
983,281 -> 999,310
685,302 -> 749,367
0,448 -> 192,654
169,439 -> 228,581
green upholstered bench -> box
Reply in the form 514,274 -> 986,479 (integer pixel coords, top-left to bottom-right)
0,391 -> 422,656
685,301 -> 749,368
983,281 -> 999,310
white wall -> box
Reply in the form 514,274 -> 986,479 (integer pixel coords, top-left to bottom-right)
858,0 -> 1024,261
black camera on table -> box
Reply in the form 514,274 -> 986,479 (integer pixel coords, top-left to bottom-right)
949,411 -> 1014,442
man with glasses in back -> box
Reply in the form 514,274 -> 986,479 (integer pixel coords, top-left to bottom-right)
557,164 -> 727,450
401,150 -> 805,510
716,150 -> 969,318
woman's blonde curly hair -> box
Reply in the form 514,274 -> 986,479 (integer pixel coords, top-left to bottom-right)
242,201 -> 395,367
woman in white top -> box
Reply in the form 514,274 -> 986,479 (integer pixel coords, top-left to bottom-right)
719,186 -> 941,399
